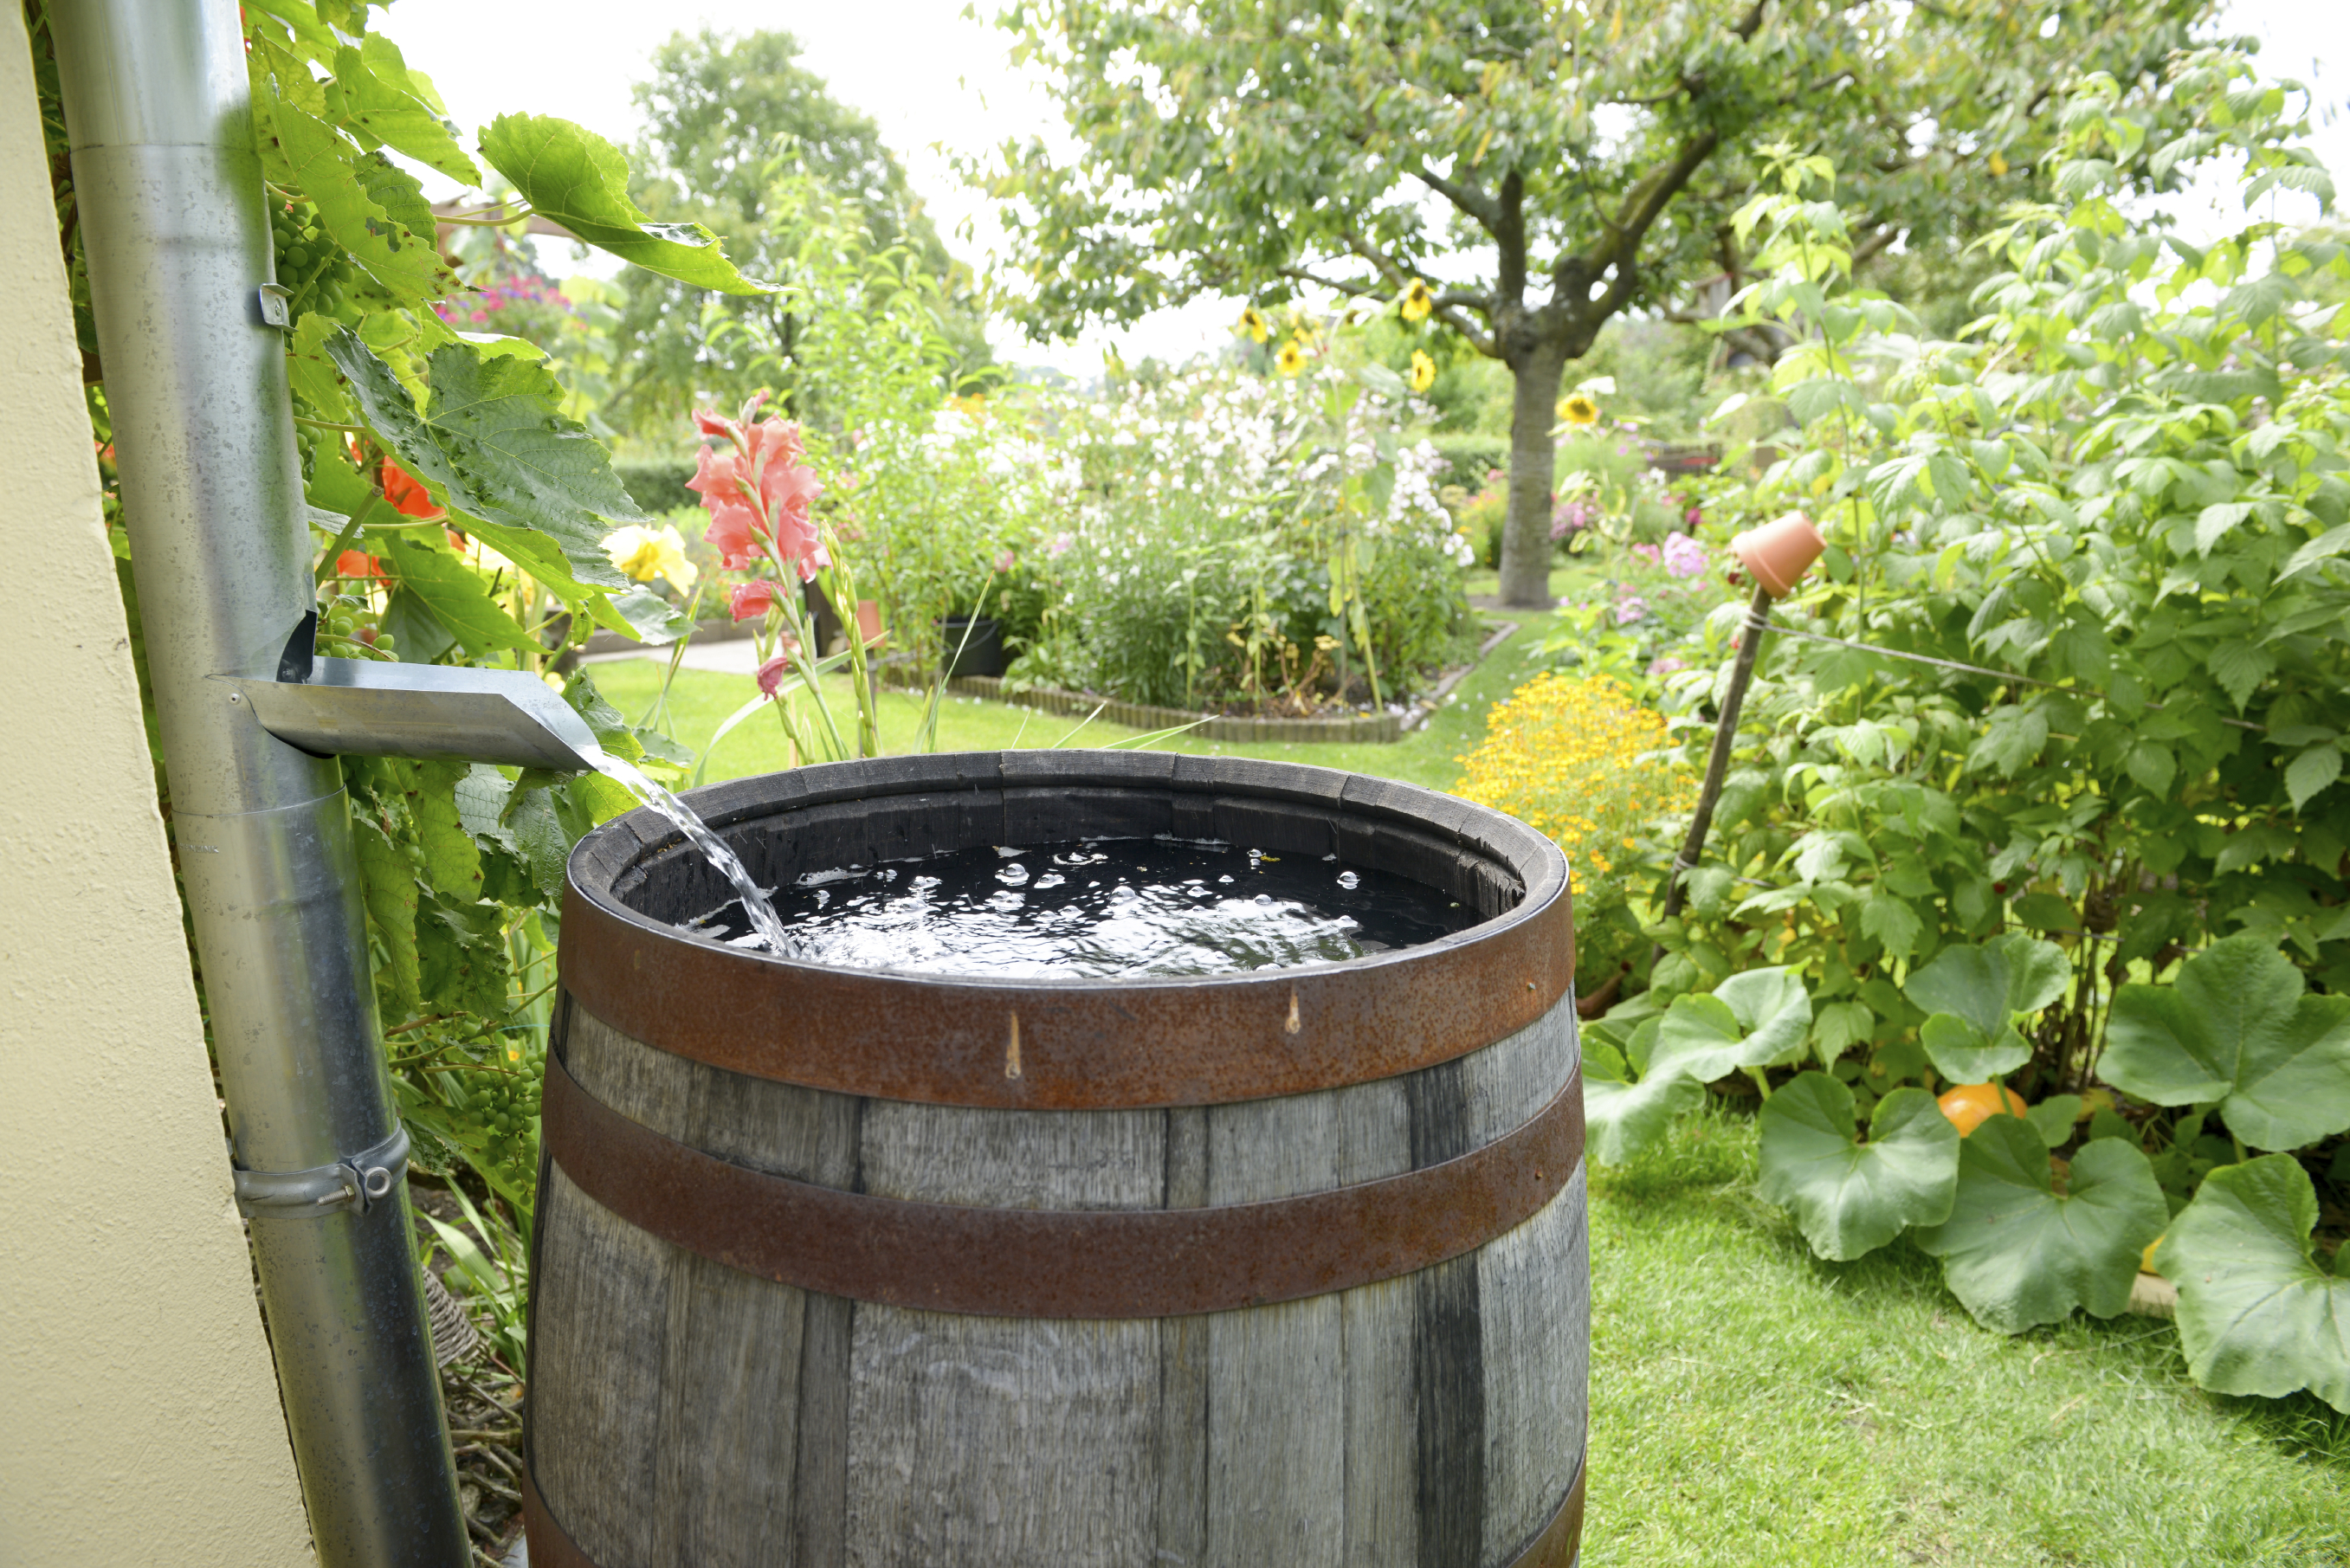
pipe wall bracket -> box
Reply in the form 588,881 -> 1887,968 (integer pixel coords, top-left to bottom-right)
235,1125 -> 410,1217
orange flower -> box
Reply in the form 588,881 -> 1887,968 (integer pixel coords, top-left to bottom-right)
379,458 -> 446,520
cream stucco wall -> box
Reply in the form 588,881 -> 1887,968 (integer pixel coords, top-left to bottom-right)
0,10 -> 315,1564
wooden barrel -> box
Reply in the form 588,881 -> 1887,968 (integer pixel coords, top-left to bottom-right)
526,752 -> 1587,1568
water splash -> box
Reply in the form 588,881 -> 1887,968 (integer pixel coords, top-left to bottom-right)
590,752 -> 795,954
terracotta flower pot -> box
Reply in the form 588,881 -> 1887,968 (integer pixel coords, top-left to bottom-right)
855,597 -> 886,649
1731,513 -> 1826,598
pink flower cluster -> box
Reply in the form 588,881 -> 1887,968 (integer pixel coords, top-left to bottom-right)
430,276 -> 569,327
1662,532 -> 1708,579
688,397 -> 830,696
1552,498 -> 1597,541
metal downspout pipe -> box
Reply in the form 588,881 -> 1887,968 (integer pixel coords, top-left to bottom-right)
48,2 -> 468,1561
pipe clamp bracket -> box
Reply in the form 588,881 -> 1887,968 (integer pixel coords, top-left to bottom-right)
235,1125 -> 410,1217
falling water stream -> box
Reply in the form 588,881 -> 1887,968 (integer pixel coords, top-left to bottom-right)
590,752 -> 798,954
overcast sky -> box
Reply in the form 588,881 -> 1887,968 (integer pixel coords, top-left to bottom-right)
391,0 -> 2349,375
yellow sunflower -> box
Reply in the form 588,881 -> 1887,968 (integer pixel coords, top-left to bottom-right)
1236,306 -> 1271,344
1398,278 -> 1436,322
1410,350 -> 1437,392
1557,391 -> 1601,427
1276,338 -> 1307,377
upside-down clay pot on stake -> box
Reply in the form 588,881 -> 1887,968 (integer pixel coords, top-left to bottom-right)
1730,513 -> 1827,598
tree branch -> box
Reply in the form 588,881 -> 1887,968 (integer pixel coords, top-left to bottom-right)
1407,164 -> 1501,233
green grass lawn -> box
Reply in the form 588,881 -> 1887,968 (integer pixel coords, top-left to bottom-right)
588,575 -> 2349,1565
583,600 -> 1569,794
1590,1111 -> 2348,1567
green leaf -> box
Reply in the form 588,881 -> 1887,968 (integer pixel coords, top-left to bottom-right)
1811,1000 -> 1876,1066
378,533 -> 541,656
1648,966 -> 1814,1081
587,584 -> 691,647
2285,745 -> 2342,810
1860,894 -> 1922,960
326,330 -> 640,590
1758,1074 -> 1959,1261
1914,1121 -> 2167,1332
478,113 -> 771,295
378,585 -> 457,664
340,35 -> 480,184
410,759 -> 483,900
2024,1094 -> 2083,1148
1920,1011 -> 2032,1083
349,810 -> 421,1018
417,893 -> 510,1019
263,96 -> 455,305
1905,932 -> 2071,1042
2101,935 -> 2350,1152
1583,1071 -> 1706,1166
2158,1155 -> 2350,1412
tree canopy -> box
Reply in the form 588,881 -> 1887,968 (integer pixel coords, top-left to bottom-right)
988,0 -> 2212,604
613,29 -> 988,436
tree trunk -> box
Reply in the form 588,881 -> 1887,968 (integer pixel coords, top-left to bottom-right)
1498,339 -> 1570,608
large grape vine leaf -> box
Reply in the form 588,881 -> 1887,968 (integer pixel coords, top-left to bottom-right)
1757,1074 -> 1959,1261
2101,935 -> 2350,1152
326,329 -> 640,593
260,90 -> 455,306
1913,1119 -> 2166,1332
1904,932 -> 2070,1083
2157,1154 -> 2350,1412
478,114 -> 772,295
1646,966 -> 1814,1082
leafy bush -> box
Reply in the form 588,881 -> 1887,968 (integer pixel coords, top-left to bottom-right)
1015,359 -> 1475,709
1576,57 -> 2350,1410
612,458 -> 698,515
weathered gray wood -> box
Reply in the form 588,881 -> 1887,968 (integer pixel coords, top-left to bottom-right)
847,1097 -> 1165,1567
530,1165 -> 667,1565
1154,1108 -> 1212,1568
1204,1091 -> 1346,1568
1336,1076 -> 1417,1568
1476,1165 -> 1591,1564
532,993 -> 1588,1568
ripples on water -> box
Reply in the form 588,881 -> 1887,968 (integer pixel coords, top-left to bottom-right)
682,837 -> 1472,978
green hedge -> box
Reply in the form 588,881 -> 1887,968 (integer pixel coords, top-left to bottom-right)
1430,434 -> 1510,494
614,459 -> 699,516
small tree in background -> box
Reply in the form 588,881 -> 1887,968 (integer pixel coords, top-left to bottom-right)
985,0 -> 2209,605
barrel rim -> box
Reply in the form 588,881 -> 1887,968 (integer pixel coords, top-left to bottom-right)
560,752 -> 1572,1108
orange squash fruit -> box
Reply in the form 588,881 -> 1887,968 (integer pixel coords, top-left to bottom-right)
1937,1082 -> 2029,1136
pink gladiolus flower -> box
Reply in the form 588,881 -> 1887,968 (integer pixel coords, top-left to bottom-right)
730,580 -> 782,623
756,651 -> 793,698
688,404 -> 829,580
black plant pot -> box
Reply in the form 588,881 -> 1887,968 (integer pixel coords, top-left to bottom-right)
940,616 -> 1007,679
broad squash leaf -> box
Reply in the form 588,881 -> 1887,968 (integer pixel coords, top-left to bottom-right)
1647,965 -> 1813,1081
1758,1074 -> 1959,1261
326,330 -> 640,591
2157,1155 -> 2350,1412
1906,932 -> 2069,1083
1581,1016 -> 1702,1165
478,114 -> 771,295
1914,1120 -> 2166,1332
2101,935 -> 2350,1152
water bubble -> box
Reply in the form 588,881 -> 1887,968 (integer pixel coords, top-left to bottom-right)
1337,871 -> 1360,890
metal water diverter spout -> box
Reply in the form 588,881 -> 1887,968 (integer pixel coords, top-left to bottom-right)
48,2 -> 592,1561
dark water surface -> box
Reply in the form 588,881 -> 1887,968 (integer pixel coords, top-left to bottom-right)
684,837 -> 1474,978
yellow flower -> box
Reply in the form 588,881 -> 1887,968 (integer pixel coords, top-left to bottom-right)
1276,339 -> 1307,377
1988,149 -> 2008,177
1236,306 -> 1271,344
604,523 -> 697,590
1410,350 -> 1437,392
1557,392 -> 1600,428
1399,278 -> 1436,322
